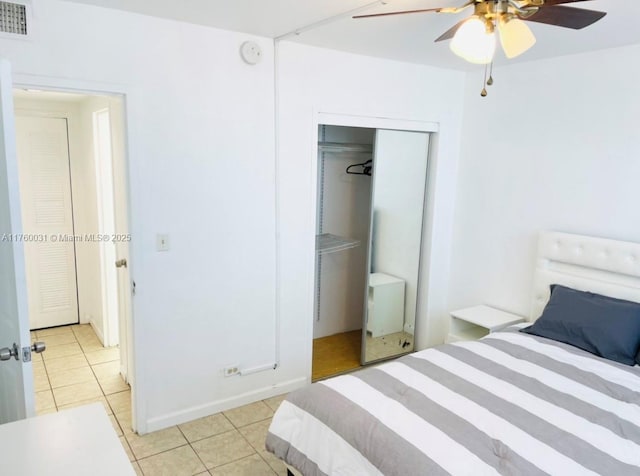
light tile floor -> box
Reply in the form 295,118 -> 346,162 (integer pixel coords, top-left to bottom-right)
31,324 -> 288,476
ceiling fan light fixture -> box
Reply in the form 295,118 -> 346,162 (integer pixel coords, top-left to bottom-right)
498,16 -> 536,59
450,16 -> 496,64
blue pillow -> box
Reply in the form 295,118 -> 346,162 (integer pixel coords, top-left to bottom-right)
521,285 -> 640,366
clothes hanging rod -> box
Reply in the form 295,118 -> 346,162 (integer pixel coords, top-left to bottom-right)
318,142 -> 373,154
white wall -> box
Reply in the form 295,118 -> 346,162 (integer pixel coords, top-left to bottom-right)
277,40 -> 466,379
448,44 -> 640,322
2,0 -> 466,432
2,0 -> 279,433
78,95 -> 119,346
75,98 -> 104,339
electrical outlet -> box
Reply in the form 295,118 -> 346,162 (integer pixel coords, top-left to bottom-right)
223,365 -> 240,377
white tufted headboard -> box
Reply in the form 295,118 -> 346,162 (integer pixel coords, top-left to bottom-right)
530,231 -> 640,321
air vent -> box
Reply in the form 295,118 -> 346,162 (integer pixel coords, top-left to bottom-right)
0,1 -> 27,36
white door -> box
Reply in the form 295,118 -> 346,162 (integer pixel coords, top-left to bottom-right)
0,59 -> 35,424
93,107 -> 119,347
108,98 -> 133,385
370,129 -> 430,335
15,115 -> 79,330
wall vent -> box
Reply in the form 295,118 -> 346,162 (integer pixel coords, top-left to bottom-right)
0,1 -> 28,36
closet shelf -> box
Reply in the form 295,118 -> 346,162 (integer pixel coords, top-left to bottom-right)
316,233 -> 361,255
318,142 -> 373,154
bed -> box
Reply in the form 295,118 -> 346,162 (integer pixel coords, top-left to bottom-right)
266,231 -> 640,475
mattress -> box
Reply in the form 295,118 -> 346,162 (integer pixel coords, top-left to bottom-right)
266,327 -> 640,475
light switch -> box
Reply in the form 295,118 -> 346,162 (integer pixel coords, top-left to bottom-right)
156,234 -> 170,252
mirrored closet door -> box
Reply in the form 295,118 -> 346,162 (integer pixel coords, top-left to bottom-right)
363,129 -> 430,363
312,124 -> 430,380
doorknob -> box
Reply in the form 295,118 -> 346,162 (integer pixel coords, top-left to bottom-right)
1,342 -> 46,362
115,258 -> 127,268
0,343 -> 18,361
0,342 -> 47,362
31,342 -> 46,354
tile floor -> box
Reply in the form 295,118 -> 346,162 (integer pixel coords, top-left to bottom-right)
31,324 -> 288,476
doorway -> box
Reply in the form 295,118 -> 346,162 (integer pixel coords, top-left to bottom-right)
12,89 -> 134,431
312,125 -> 374,381
311,118 -> 433,381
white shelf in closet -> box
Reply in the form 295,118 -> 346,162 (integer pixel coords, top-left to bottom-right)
316,233 -> 361,255
318,142 -> 373,154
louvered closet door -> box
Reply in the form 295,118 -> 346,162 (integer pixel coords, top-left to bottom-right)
16,116 -> 79,330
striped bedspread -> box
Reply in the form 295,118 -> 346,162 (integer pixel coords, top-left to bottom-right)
266,327 -> 640,475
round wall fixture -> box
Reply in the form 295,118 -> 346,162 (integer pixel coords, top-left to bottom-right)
240,41 -> 262,65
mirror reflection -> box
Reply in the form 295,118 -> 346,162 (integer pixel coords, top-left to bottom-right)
364,129 -> 430,363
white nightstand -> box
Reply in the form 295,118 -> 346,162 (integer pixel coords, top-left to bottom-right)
447,305 -> 525,343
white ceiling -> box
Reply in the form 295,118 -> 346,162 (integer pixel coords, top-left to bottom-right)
65,0 -> 640,70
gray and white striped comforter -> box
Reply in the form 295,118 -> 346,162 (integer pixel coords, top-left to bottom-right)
266,327 -> 640,475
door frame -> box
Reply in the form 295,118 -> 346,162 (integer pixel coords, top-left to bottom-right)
308,111 -> 440,378
13,73 -> 142,433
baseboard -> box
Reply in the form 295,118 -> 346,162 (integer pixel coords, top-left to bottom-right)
89,319 -> 105,346
144,376 -> 308,434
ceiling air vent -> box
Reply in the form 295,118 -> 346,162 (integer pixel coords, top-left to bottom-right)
0,1 -> 28,36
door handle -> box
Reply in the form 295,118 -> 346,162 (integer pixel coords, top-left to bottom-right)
0,343 -> 18,361
31,342 -> 46,354
115,258 -> 127,268
0,342 -> 45,362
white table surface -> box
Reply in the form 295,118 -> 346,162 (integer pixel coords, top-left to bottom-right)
0,403 -> 135,476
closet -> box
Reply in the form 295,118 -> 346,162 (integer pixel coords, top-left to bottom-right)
312,124 -> 430,380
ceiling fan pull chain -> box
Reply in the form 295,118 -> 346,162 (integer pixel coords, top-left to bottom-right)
487,61 -> 494,86
481,64 -> 488,97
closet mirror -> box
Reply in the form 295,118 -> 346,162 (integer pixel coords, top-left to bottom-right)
363,129 -> 429,363
312,124 -> 430,380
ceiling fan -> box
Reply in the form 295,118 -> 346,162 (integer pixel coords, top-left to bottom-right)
353,0 -> 607,64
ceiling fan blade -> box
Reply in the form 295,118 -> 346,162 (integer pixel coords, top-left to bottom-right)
434,19 -> 467,42
520,5 -> 606,29
353,8 -> 442,19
